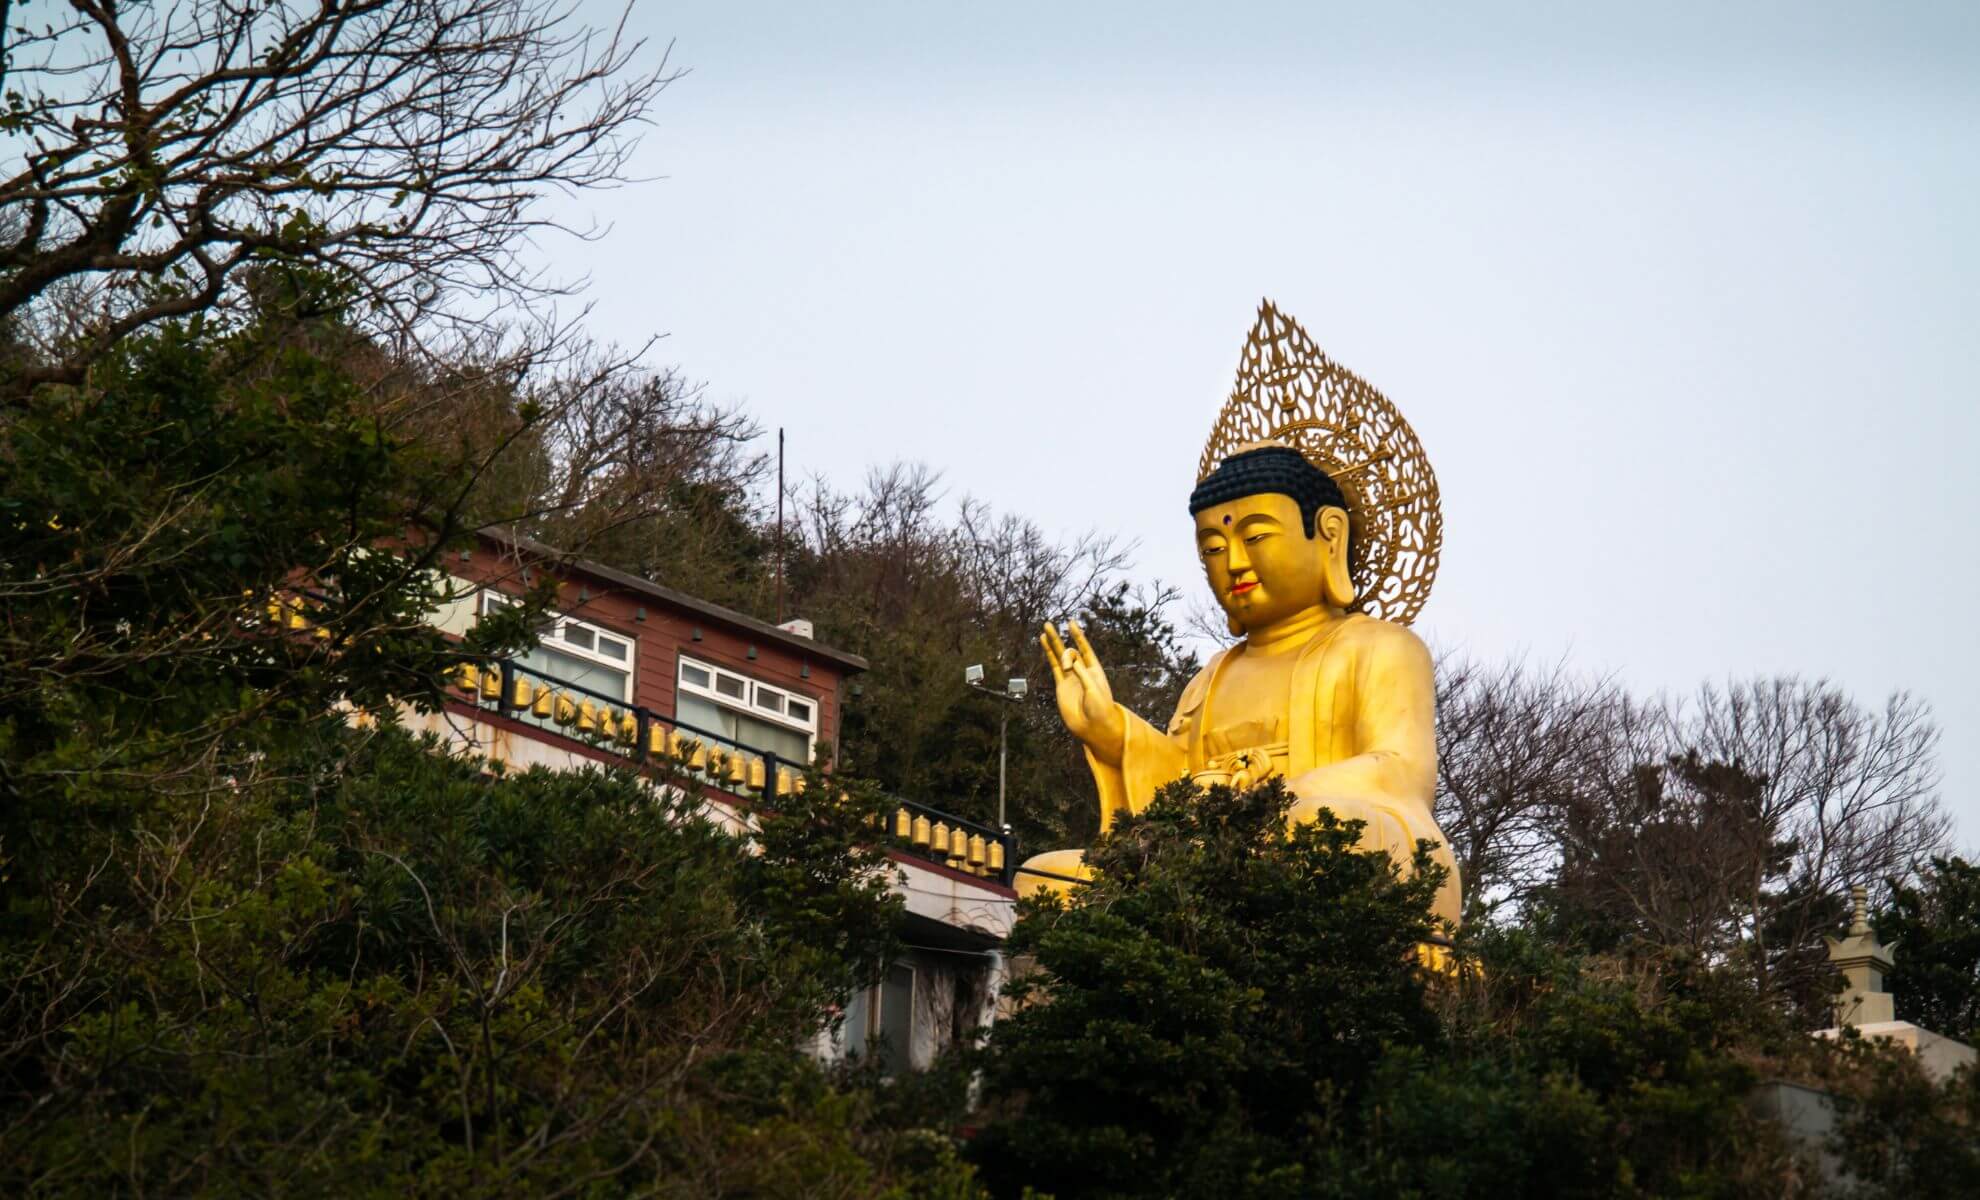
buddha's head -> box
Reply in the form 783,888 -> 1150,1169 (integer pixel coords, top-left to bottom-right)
1188,444 -> 1354,636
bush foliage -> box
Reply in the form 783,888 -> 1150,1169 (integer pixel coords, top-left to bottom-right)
966,779 -> 1812,1200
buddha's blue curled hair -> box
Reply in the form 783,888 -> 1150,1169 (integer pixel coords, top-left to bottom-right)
1187,445 -> 1347,539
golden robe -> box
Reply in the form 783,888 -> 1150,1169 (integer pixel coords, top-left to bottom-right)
1086,613 -> 1462,925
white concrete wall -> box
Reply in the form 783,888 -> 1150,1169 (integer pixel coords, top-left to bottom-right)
1813,1020 -> 1979,1082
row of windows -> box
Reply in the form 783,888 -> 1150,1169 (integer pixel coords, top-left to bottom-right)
678,659 -> 814,728
477,590 -> 818,761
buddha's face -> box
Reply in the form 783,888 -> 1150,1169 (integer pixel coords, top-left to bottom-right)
1195,492 -> 1346,632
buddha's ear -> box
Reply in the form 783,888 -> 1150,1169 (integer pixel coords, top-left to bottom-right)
1316,505 -> 1355,609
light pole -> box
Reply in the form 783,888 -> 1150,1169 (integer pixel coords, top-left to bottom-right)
965,664 -> 1027,829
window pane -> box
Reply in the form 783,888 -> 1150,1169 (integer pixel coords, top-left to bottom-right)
675,693 -> 737,743
715,673 -> 746,701
561,624 -> 596,652
785,699 -> 812,724
595,635 -> 627,662
681,663 -> 711,689
842,985 -> 875,1059
733,712 -> 809,762
877,964 -> 914,1075
754,689 -> 783,714
675,699 -> 808,762
517,643 -> 630,702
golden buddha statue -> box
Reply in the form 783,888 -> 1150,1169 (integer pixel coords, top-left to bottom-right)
1021,301 -> 1462,927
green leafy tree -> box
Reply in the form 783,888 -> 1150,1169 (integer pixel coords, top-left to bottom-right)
1344,929 -> 1806,1199
966,779 -> 1803,1199
968,779 -> 1443,1197
1876,856 -> 1980,1043
0,292 -> 537,813
0,279 -> 980,1199
0,716 -> 985,1195
1826,1039 -> 1980,1200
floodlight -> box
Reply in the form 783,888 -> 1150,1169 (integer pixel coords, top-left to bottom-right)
964,664 -> 985,685
1008,677 -> 1028,698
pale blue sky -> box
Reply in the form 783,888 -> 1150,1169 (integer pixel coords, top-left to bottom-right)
554,2 -> 1980,842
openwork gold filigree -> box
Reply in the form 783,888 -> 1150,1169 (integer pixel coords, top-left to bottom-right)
1199,300 -> 1443,626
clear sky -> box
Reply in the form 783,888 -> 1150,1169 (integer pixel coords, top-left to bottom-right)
553,1 -> 1980,843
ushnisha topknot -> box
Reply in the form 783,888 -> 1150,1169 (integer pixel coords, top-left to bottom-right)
1188,445 -> 1347,540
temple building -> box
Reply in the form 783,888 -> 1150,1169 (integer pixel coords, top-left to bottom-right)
379,529 -> 1018,1073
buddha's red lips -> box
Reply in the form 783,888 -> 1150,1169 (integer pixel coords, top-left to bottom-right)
1231,581 -> 1258,595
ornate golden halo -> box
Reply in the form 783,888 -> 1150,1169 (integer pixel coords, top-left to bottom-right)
1199,300 -> 1443,626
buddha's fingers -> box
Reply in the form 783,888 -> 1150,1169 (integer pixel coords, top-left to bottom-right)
1039,630 -> 1068,684
1040,622 -> 1070,670
1066,622 -> 1112,706
1068,619 -> 1101,669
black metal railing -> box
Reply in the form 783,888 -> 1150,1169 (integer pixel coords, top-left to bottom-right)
875,797 -> 1015,884
444,655 -> 1018,886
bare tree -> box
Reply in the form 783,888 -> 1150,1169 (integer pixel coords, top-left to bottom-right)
1683,679 -> 1949,1011
1434,651 -> 1950,1018
776,465 -> 1193,846
1478,671 -> 1953,1017
0,0 -> 675,389
1432,652 -> 1629,915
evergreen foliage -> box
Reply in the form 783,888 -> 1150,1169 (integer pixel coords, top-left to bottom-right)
1875,857 -> 1980,1044
966,779 -> 1808,1199
0,716 -> 982,1195
0,306 -> 980,1197
1827,1038 -> 1980,1199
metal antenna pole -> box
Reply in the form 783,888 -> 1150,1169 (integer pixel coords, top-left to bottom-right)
998,707 -> 1009,829
775,427 -> 785,623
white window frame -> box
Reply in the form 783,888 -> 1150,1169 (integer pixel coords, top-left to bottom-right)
479,591 -> 636,701
677,655 -> 819,753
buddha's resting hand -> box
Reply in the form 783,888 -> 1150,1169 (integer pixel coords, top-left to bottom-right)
1041,620 -> 1126,766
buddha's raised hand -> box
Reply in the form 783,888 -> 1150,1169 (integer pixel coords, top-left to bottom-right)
1041,620 -> 1127,766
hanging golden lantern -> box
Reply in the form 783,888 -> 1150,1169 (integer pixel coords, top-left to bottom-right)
967,834 -> 986,867
911,814 -> 932,847
987,839 -> 1005,873
687,742 -> 709,770
726,752 -> 749,786
479,667 -> 502,700
930,821 -> 951,856
553,692 -> 578,726
532,686 -> 554,719
747,756 -> 766,790
507,676 -> 533,710
456,662 -> 480,693
894,808 -> 912,839
648,724 -> 668,756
